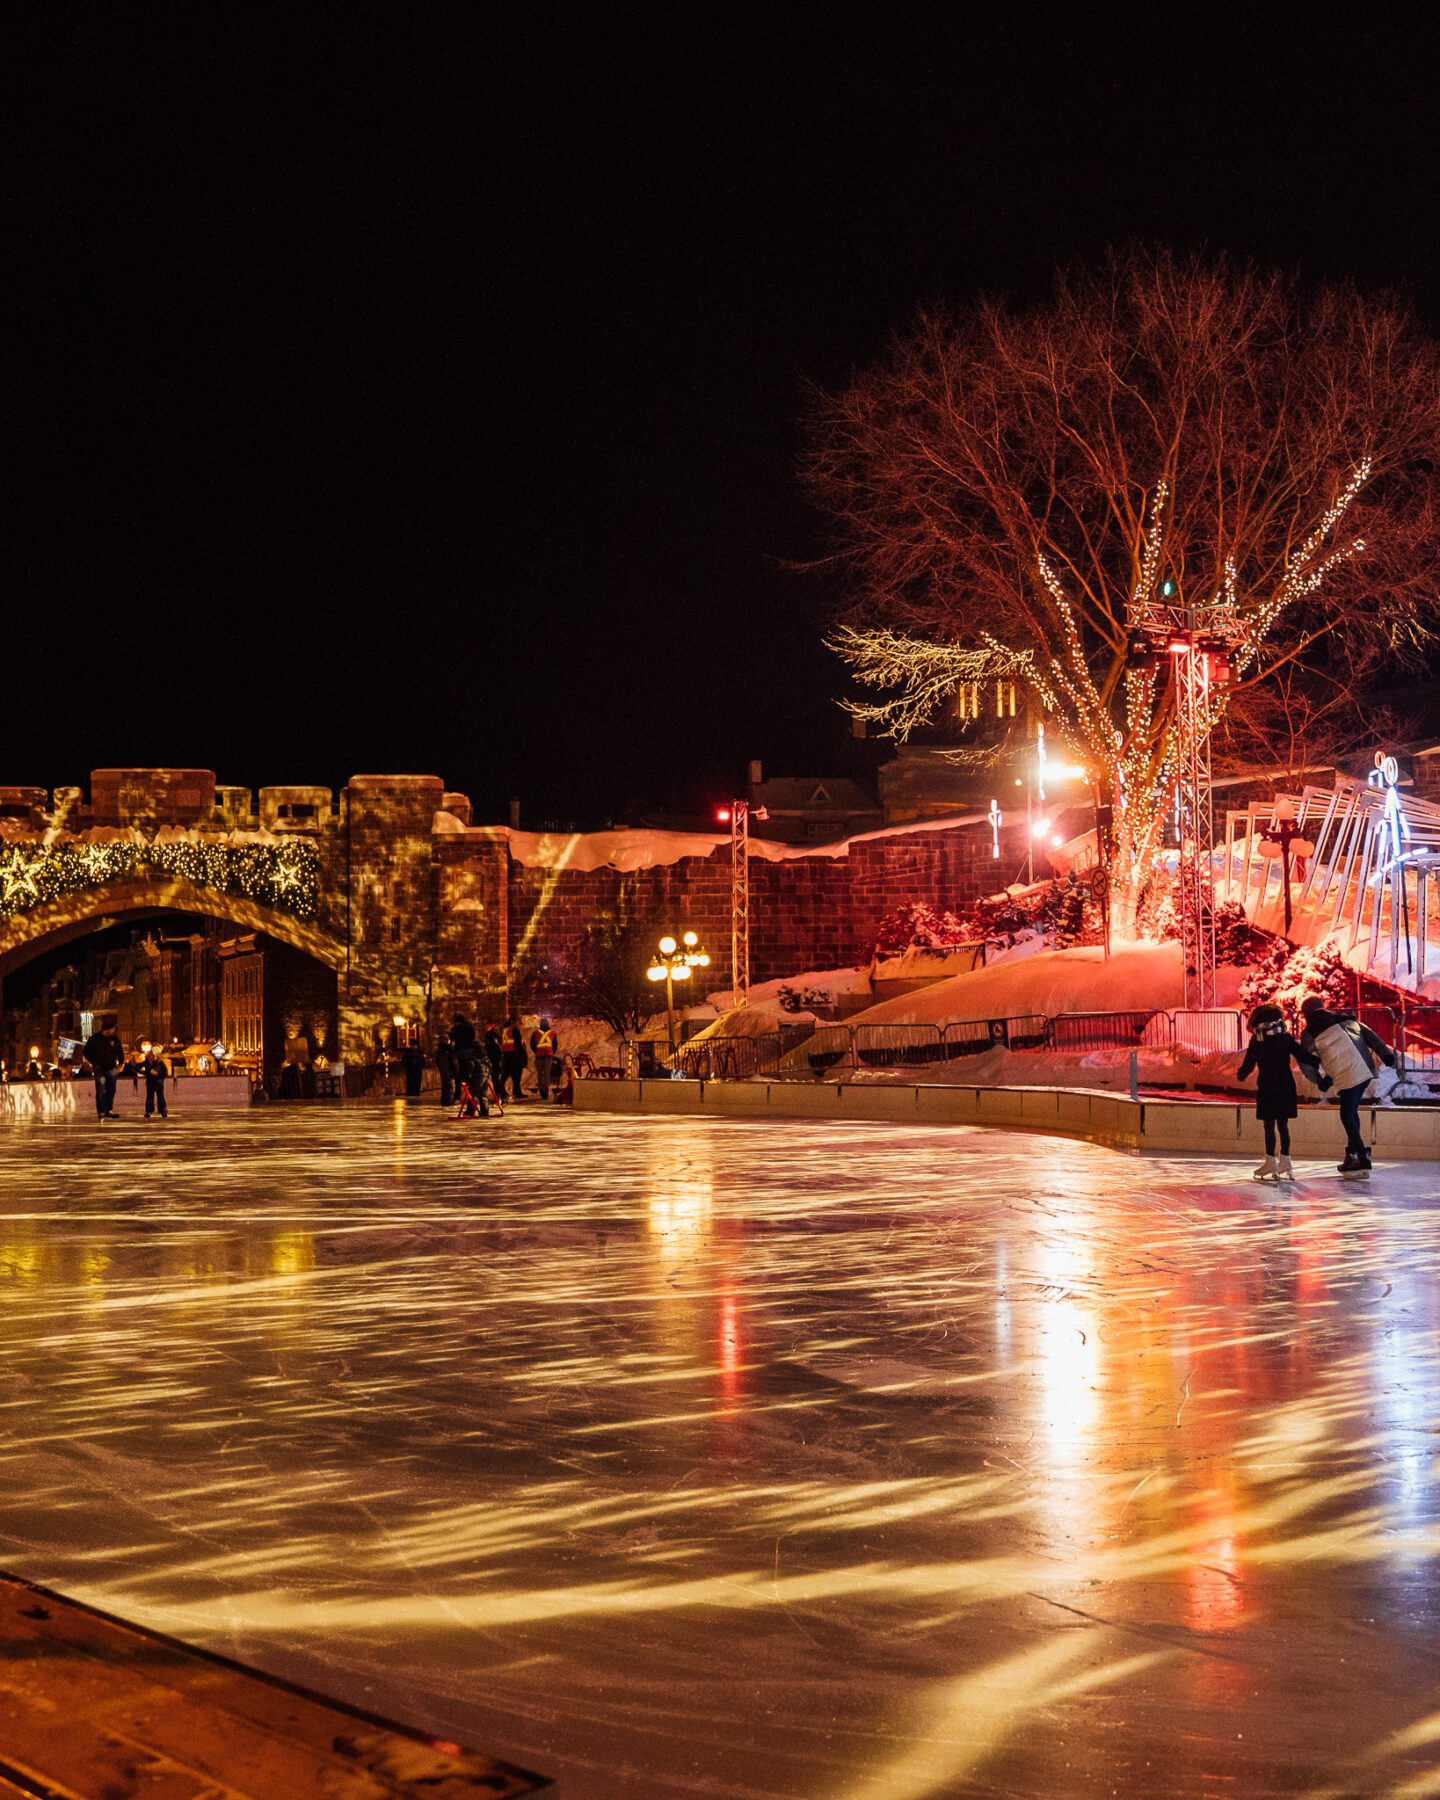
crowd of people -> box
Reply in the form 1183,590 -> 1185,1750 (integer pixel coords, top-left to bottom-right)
430,1013 -> 575,1117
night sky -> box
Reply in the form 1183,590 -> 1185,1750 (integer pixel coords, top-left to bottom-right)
7,12 -> 1439,825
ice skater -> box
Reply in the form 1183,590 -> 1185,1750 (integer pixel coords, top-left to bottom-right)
142,1046 -> 170,1119
1298,995 -> 1397,1177
82,1021 -> 124,1120
1237,1003 -> 1321,1182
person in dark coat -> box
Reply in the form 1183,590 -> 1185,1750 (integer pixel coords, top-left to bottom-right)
82,1022 -> 124,1120
1298,997 -> 1397,1174
401,1041 -> 425,1099
450,1013 -> 477,1094
1237,1003 -> 1321,1181
500,1015 -> 528,1101
142,1047 -> 170,1119
434,1028 -> 455,1108
484,1022 -> 503,1090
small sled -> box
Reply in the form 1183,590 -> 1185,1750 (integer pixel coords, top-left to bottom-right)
453,1079 -> 503,1121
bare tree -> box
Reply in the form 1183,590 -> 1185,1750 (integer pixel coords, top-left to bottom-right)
806,249 -> 1440,923
543,908 -> 671,1041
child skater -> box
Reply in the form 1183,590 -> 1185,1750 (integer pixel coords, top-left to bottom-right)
1237,1002 -> 1321,1182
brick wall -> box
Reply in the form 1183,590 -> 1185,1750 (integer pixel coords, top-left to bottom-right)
505,816 -> 1040,999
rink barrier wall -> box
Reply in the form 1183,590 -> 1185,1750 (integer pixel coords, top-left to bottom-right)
0,1076 -> 254,1119
575,1076 -> 1440,1161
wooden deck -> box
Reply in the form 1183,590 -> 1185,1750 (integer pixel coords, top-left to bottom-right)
0,1571 -> 548,1798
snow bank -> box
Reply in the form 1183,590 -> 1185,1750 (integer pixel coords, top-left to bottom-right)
686,966 -> 873,1041
845,942 -> 1192,1026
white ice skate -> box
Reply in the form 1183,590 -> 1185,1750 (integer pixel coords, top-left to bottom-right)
1276,1155 -> 1295,1181
1252,1156 -> 1278,1182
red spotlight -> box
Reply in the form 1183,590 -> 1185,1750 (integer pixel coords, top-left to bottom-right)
715,806 -> 732,823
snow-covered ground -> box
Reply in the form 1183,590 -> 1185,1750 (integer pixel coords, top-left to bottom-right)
846,940 -> 1247,1028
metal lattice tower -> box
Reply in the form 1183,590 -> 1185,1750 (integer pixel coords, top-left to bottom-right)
730,800 -> 750,1002
1128,593 -> 1242,1010
1174,644 -> 1220,1007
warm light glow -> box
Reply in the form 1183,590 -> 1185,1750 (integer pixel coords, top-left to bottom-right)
392,1014 -> 406,1028
696,952 -> 711,967
658,935 -> 677,955
682,930 -> 698,947
27,1046 -> 40,1061
716,807 -> 731,823
671,964 -> 692,981
647,966 -> 666,982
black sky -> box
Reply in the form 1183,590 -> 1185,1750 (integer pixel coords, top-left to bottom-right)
6,9 -> 1439,824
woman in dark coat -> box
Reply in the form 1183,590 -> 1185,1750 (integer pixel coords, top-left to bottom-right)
1237,1002 -> 1321,1181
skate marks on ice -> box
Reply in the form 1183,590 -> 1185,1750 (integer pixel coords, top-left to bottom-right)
0,1109 -> 1438,1794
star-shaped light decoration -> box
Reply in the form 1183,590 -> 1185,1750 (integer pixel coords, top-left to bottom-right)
77,842 -> 117,882
268,844 -> 309,902
0,847 -> 41,909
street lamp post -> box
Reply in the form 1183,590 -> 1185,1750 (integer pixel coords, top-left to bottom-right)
647,930 -> 711,1062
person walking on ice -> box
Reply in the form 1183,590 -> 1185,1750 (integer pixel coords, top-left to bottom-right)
142,1046 -> 170,1119
1298,995 -> 1398,1177
1238,1004 -> 1321,1182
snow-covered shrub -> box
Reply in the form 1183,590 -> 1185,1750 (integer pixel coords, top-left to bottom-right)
777,984 -> 834,1015
871,901 -> 973,956
1240,936 -> 1353,1022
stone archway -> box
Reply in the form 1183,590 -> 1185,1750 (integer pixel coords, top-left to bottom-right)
0,877 -> 345,980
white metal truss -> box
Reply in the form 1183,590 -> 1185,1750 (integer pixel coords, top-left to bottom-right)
1223,758 -> 1440,988
730,800 -> 750,1002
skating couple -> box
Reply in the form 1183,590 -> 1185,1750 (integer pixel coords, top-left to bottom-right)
1239,996 -> 1396,1181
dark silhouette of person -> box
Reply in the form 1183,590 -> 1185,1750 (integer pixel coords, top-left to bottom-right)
142,1048 -> 170,1119
500,1015 -> 528,1100
434,1027 -> 455,1107
82,1022 -> 124,1120
450,1013 -> 478,1094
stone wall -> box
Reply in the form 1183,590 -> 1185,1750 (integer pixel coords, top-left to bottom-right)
2,770 -> 1070,1058
505,815 -> 1042,1001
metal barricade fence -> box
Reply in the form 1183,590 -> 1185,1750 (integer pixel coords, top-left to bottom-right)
797,1025 -> 855,1077
1355,1004 -> 1401,1055
1048,1010 -> 1169,1052
939,1016 -> 1001,1058
670,1007 -> 1274,1082
676,1033 -> 786,1081
1401,1008 -> 1440,1074
853,1022 -> 947,1068
1171,1009 -> 1246,1056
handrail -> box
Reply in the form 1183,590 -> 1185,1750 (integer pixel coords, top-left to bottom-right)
638,1007 -> 1259,1082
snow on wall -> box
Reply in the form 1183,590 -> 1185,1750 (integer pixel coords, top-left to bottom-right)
484,809 -> 993,874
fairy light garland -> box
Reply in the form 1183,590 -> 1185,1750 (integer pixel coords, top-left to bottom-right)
0,835 -> 320,926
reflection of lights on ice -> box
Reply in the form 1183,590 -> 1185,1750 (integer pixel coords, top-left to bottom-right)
1,1111 -> 1439,1793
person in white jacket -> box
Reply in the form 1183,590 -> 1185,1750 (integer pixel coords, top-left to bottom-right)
1298,997 -> 1397,1174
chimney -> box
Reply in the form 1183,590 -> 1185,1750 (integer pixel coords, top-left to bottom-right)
509,797 -> 522,829
748,759 -> 764,789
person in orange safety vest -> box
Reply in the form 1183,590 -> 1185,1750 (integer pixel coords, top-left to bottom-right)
530,1016 -> 559,1100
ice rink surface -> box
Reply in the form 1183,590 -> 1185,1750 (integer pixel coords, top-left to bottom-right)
1,1103 -> 1438,1798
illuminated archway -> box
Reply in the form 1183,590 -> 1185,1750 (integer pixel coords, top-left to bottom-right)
0,876 -> 344,981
